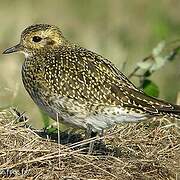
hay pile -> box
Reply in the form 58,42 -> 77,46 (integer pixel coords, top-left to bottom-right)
0,109 -> 180,180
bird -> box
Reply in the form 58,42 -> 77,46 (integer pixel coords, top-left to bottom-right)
3,24 -> 180,141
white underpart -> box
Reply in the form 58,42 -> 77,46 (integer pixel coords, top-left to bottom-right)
52,98 -> 147,132
85,107 -> 146,132
31,94 -> 147,133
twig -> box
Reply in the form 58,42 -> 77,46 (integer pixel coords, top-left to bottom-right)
128,55 -> 152,79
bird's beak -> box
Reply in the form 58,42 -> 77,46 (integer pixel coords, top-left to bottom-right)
2,43 -> 22,54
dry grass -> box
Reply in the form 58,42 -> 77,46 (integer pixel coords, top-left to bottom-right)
0,108 -> 180,180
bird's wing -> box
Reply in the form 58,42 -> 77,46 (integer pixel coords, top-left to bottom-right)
73,48 -> 180,117
119,85 -> 180,116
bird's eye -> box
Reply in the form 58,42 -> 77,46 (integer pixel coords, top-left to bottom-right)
32,36 -> 42,43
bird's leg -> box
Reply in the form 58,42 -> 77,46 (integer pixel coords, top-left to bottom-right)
99,129 -> 104,137
96,129 -> 106,152
86,124 -> 96,154
99,129 -> 104,145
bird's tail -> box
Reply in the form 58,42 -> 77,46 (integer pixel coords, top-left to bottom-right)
158,102 -> 180,118
126,87 -> 180,119
143,94 -> 180,119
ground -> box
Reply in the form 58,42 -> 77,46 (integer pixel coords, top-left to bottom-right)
0,108 -> 180,180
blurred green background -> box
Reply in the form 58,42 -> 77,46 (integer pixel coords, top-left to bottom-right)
0,0 -> 179,127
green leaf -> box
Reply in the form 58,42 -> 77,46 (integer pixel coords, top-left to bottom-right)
40,109 -> 50,128
47,127 -> 58,134
142,79 -> 159,97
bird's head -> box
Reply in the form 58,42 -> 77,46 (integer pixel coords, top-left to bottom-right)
3,24 -> 66,57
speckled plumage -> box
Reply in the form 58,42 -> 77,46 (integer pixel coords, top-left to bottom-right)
3,24 -> 180,132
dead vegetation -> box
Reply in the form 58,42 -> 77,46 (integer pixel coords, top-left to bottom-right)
0,108 -> 180,180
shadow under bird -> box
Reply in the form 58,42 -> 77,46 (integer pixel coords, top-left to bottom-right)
3,24 -> 180,146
